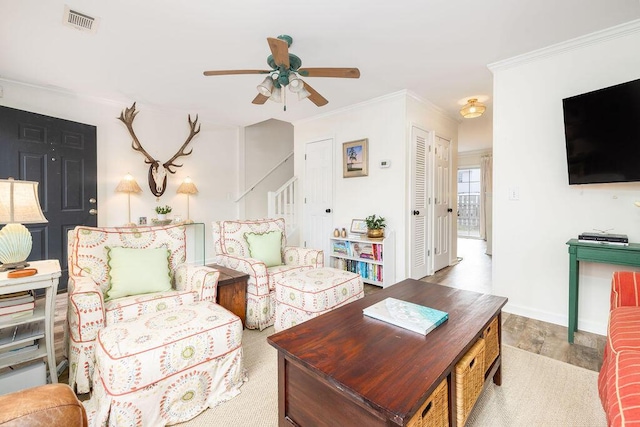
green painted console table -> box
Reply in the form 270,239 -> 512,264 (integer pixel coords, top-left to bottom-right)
567,239 -> 640,343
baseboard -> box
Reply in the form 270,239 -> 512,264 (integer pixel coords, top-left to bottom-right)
503,303 -> 607,336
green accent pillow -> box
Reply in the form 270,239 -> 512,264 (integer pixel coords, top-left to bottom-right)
105,247 -> 172,301
244,230 -> 283,267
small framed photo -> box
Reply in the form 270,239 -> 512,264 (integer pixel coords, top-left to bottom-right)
139,216 -> 147,225
343,138 -> 368,178
350,219 -> 367,234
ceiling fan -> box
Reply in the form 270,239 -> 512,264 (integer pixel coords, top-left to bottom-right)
203,35 -> 360,109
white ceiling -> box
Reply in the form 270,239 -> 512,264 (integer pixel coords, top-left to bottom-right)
2,0 -> 640,152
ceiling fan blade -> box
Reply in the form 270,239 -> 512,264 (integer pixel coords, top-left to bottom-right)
267,37 -> 290,69
301,80 -> 328,106
298,68 -> 360,78
252,93 -> 269,105
203,69 -> 271,76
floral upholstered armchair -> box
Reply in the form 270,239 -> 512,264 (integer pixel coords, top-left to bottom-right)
212,218 -> 324,330
66,224 -> 220,394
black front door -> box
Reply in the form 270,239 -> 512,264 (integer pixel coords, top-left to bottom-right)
0,105 -> 98,291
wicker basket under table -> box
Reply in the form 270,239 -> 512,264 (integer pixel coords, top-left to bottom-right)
482,316 -> 499,373
455,338 -> 486,426
407,378 -> 448,427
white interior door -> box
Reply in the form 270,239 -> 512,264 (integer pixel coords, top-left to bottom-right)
304,138 -> 333,263
410,126 -> 430,279
433,135 -> 452,272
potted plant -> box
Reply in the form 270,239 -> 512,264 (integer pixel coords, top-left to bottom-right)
155,205 -> 172,220
365,214 -> 386,238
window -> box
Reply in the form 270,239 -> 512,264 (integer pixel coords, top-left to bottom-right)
458,168 -> 480,238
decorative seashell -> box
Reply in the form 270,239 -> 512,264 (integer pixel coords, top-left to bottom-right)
0,223 -> 33,264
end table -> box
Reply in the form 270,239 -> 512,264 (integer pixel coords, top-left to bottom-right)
0,260 -> 61,384
207,264 -> 247,327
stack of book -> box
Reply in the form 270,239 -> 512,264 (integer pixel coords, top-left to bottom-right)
0,291 -> 35,322
0,321 -> 43,361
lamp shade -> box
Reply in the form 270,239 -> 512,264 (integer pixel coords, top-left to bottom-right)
115,173 -> 142,193
0,178 -> 47,224
257,76 -> 274,97
0,178 -> 47,271
288,74 -> 304,93
460,98 -> 486,119
177,177 -> 198,195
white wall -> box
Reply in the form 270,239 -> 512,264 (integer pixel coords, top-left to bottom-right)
243,119 -> 293,219
490,22 -> 640,335
0,79 -> 240,263
294,91 -> 458,281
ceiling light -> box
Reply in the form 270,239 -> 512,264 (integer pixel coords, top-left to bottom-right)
460,98 -> 486,119
289,74 -> 304,93
269,86 -> 282,103
257,76 -> 274,96
297,87 -> 311,100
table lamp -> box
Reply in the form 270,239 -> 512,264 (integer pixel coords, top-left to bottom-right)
0,178 -> 48,271
176,177 -> 198,224
115,173 -> 142,227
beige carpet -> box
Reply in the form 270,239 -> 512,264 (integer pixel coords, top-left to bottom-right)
179,328 -> 606,427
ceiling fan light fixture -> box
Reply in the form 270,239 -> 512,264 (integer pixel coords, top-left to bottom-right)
289,74 -> 303,93
297,86 -> 311,100
460,98 -> 486,119
257,76 -> 274,96
269,86 -> 282,103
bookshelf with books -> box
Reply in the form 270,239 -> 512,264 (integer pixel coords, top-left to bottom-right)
329,231 -> 395,287
0,260 -> 61,384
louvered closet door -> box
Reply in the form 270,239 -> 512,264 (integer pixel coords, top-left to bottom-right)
410,126 -> 429,279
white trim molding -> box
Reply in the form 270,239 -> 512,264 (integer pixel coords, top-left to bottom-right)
488,19 -> 640,72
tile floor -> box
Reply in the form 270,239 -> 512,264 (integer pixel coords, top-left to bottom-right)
367,237 -> 606,372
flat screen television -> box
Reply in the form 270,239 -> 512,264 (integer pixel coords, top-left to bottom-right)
562,78 -> 640,185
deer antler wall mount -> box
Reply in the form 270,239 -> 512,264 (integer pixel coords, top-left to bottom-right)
117,102 -> 200,197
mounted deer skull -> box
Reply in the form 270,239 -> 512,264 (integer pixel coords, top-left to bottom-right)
117,102 -> 200,197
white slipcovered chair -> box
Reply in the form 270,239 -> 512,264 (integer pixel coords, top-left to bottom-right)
212,218 -> 324,330
66,224 -> 221,394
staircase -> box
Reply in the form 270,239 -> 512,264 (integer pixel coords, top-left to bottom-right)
268,176 -> 297,239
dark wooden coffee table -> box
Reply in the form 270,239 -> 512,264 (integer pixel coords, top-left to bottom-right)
268,279 -> 508,427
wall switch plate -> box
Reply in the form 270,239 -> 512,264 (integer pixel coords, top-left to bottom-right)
508,187 -> 520,200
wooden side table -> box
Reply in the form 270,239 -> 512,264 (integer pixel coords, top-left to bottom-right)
208,264 -> 248,327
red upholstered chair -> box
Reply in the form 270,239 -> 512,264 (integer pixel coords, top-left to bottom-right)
598,271 -> 640,426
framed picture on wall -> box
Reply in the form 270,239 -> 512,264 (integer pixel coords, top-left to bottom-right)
343,138 -> 368,178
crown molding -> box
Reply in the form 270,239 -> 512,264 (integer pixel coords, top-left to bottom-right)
488,19 -> 640,72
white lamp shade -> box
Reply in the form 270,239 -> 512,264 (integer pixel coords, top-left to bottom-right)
297,87 -> 311,100
257,77 -> 274,96
269,86 -> 282,103
0,178 -> 47,224
288,75 -> 304,93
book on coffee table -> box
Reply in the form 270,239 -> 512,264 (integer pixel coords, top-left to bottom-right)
363,297 -> 448,335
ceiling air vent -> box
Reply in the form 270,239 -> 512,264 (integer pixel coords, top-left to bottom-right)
63,5 -> 99,33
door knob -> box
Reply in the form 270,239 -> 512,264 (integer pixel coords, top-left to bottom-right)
325,209 -> 332,213
89,198 -> 97,204
413,210 -> 420,215
89,209 -> 98,215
